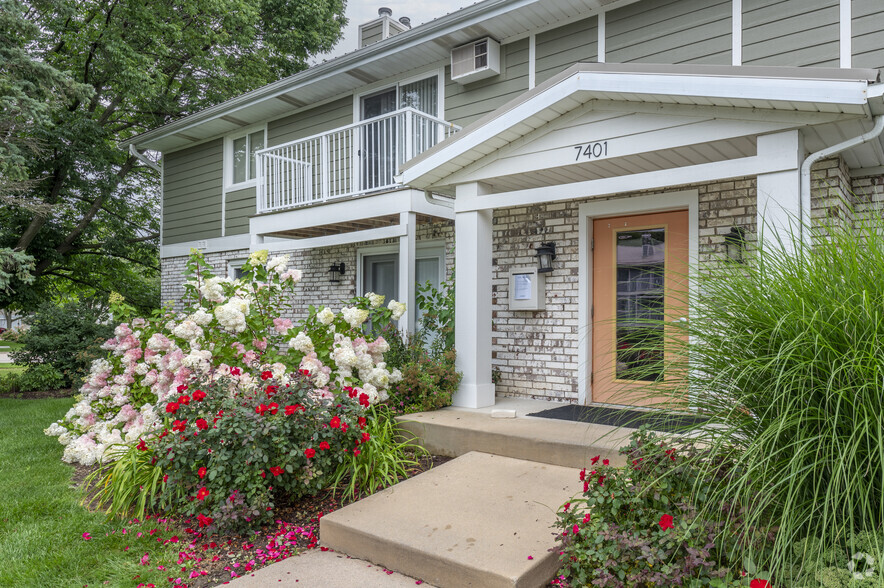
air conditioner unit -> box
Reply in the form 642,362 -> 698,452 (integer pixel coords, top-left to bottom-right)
451,38 -> 501,84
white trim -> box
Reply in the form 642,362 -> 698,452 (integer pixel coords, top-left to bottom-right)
840,0 -> 851,68
261,224 -> 408,253
528,34 -> 536,89
577,189 -> 699,405
731,0 -> 742,66
402,71 -> 871,186
455,151 -> 798,213
227,258 -> 248,279
352,68 -> 446,121
597,11 -> 605,63
161,234 -> 251,258
159,154 -> 165,247
223,123 -> 268,191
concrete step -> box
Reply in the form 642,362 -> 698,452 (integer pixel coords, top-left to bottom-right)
396,399 -> 634,469
320,452 -> 582,588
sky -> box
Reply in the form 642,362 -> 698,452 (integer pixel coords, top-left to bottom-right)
319,0 -> 471,60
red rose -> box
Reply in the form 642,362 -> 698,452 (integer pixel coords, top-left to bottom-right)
284,405 -> 297,416
260,471 -> 266,478
261,370 -> 273,381
197,513 -> 213,528
268,402 -> 279,415
591,455 -> 600,465
358,393 -> 370,407
357,417 -> 367,429
269,466 -> 284,476
319,441 -> 330,450
172,420 -> 187,432
353,449 -> 361,456
196,487 -> 209,501
198,467 -> 207,479
265,385 -> 278,397
299,369 -> 310,376
178,395 -> 190,405
304,448 -> 315,459
362,432 -> 371,443
658,514 -> 675,530
230,367 -> 242,376
192,389 -> 206,402
165,402 -> 179,414
255,404 -> 268,416
750,581 -> 771,588
195,418 -> 209,430
329,416 -> 341,429
136,439 -> 148,451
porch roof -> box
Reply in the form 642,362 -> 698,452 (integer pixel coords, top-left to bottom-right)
399,63 -> 884,191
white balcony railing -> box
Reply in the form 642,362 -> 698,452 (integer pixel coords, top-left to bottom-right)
256,107 -> 460,213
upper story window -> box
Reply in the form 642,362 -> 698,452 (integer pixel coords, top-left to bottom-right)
357,71 -> 442,122
227,127 -> 266,187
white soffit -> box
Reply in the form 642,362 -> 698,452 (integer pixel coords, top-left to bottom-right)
400,64 -> 881,190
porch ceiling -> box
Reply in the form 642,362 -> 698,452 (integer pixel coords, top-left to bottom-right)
266,213 -> 442,239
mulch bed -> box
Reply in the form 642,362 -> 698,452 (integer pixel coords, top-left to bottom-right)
73,454 -> 451,587
0,388 -> 73,399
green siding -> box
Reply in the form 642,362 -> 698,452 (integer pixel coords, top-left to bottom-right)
535,17 -> 598,85
267,97 -> 353,146
606,0 -> 731,65
445,38 -> 530,129
163,139 -> 223,245
225,187 -> 256,236
853,0 -> 884,70
743,0 -> 839,67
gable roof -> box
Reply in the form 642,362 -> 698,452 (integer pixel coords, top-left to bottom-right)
399,62 -> 884,190
125,0 -> 639,152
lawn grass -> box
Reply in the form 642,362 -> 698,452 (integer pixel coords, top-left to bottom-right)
0,341 -> 24,351
0,364 -> 24,375
0,398 -> 185,587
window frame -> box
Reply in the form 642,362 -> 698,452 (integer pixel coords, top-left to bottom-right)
223,123 -> 268,190
352,68 -> 445,122
227,258 -> 247,280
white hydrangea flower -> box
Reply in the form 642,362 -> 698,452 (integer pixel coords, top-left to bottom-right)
341,306 -> 369,329
266,254 -> 290,275
214,297 -> 249,333
388,300 -> 407,321
390,368 -> 403,384
172,319 -> 203,342
189,308 -> 213,326
134,362 -> 149,376
44,422 -> 67,437
362,383 -> 380,405
367,292 -> 385,308
200,276 -> 228,303
317,307 -> 335,325
332,345 -> 358,369
289,331 -> 314,353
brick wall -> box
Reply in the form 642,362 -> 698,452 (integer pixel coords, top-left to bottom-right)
160,220 -> 454,320
490,179 -> 758,403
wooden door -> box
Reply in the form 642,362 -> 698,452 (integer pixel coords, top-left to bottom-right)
591,211 -> 689,406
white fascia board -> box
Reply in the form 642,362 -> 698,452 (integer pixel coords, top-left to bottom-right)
161,234 -> 251,259
260,224 -> 407,253
455,151 -> 798,213
402,72 -> 871,187
249,190 -> 415,236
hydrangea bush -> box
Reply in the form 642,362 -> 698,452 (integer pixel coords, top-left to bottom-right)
45,249 -> 405,466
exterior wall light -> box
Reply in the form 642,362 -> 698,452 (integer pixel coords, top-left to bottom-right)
328,262 -> 346,283
724,227 -> 747,263
535,242 -> 557,273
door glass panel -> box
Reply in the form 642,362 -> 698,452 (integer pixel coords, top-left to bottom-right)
400,76 -> 438,157
615,227 -> 665,381
361,88 -> 397,190
363,254 -> 398,302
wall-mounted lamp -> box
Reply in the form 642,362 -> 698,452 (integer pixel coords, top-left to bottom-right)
724,227 -> 747,263
328,262 -> 346,283
535,242 -> 557,273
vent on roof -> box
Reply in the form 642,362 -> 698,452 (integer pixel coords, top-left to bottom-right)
358,8 -> 410,48
451,38 -> 501,84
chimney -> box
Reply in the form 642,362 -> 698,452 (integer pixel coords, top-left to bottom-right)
359,7 -> 410,48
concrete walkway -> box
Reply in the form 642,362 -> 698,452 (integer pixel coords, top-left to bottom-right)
226,549 -> 435,587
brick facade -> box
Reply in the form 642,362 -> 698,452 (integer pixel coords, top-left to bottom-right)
160,220 -> 454,322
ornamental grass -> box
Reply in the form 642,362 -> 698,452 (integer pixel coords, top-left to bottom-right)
642,208 -> 884,583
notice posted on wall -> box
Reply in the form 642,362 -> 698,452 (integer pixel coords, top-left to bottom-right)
513,273 -> 532,300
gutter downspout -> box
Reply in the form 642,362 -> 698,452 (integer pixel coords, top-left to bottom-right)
424,190 -> 454,208
129,144 -> 161,173
800,115 -> 884,241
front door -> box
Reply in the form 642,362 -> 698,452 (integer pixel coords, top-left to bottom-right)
361,88 -> 398,191
591,211 -> 689,406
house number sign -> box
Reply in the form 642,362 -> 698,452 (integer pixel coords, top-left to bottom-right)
573,141 -> 609,161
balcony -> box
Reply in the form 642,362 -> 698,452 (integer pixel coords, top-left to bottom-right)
255,108 -> 460,214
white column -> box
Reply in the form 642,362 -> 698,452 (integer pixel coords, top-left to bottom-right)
250,233 -> 265,251
756,130 -> 804,253
398,211 -> 417,333
454,183 -> 495,408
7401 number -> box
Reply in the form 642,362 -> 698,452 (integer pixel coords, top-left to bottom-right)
574,141 -> 609,161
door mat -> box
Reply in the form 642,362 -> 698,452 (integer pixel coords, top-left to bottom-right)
526,404 -> 709,433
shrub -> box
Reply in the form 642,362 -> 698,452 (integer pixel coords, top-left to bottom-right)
11,299 -> 114,388
18,364 -> 66,392
45,250 -> 405,466
553,429 -> 768,587
151,370 -> 368,534
86,442 -> 171,521
414,274 -> 454,356
651,210 -> 884,582
331,404 -> 429,501
386,344 -> 460,414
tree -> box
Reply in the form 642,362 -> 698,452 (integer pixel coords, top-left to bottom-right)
0,0 -> 347,312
